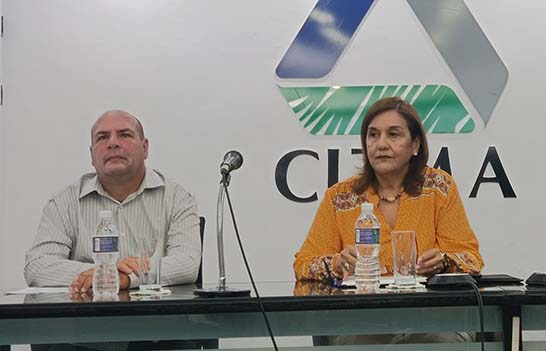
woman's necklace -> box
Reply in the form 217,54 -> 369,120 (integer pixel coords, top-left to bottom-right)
378,191 -> 403,203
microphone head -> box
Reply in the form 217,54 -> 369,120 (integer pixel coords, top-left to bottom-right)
220,150 -> 243,175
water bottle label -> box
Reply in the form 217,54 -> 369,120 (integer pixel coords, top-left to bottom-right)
93,236 -> 119,253
355,228 -> 379,244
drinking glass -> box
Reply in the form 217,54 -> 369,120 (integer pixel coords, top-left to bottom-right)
138,236 -> 163,293
391,230 -> 417,286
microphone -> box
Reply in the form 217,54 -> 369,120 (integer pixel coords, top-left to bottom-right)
220,150 -> 243,176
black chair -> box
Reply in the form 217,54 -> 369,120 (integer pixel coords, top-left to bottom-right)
196,216 -> 205,289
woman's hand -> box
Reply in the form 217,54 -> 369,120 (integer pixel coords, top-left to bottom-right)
336,245 -> 357,277
416,248 -> 445,276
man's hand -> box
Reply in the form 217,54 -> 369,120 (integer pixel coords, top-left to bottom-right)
119,272 -> 130,290
69,268 -> 94,294
70,268 -> 131,293
117,256 -> 141,275
69,292 -> 93,302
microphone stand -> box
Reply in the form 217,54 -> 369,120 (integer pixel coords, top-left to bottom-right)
194,172 -> 250,297
194,167 -> 279,351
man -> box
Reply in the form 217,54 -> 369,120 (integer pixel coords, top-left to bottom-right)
25,110 -> 201,292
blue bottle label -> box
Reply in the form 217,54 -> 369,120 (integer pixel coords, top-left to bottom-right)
93,236 -> 119,253
355,228 -> 379,245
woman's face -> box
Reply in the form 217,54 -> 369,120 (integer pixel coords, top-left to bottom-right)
366,110 -> 420,179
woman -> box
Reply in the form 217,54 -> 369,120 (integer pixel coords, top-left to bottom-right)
294,97 -> 483,281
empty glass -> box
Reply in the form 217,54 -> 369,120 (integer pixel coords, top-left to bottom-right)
138,236 -> 163,293
391,230 -> 417,286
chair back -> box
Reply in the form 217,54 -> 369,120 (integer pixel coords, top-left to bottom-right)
196,216 -> 205,288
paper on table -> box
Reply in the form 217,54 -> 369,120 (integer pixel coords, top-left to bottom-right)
7,287 -> 69,295
342,276 -> 427,288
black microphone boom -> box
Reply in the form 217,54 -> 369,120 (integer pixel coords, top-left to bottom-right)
220,150 -> 243,176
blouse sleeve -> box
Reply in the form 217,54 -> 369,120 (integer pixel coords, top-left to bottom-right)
436,178 -> 484,273
293,189 -> 345,280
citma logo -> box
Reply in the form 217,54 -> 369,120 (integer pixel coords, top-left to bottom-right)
276,0 -> 508,135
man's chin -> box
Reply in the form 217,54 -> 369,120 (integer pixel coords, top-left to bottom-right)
100,167 -> 129,177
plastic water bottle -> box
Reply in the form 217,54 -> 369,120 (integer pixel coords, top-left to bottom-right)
354,202 -> 381,293
92,210 -> 120,297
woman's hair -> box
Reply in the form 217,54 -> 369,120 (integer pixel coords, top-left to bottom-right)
352,97 -> 429,196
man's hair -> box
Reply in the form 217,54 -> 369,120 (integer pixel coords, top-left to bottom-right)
352,97 -> 429,196
91,110 -> 145,144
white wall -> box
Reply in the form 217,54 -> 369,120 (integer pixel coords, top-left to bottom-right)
1,0 -> 545,291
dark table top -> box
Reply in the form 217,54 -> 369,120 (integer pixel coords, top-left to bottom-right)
1,280 -> 545,319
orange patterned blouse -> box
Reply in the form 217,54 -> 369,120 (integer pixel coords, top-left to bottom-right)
293,167 -> 483,280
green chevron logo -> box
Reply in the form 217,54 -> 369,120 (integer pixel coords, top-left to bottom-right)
279,85 -> 474,135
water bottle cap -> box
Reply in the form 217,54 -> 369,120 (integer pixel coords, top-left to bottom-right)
98,210 -> 113,219
361,202 -> 374,213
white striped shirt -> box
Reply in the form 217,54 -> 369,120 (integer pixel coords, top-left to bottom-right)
24,169 -> 201,288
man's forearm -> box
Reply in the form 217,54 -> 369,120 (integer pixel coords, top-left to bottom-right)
160,254 -> 200,286
25,256 -> 94,287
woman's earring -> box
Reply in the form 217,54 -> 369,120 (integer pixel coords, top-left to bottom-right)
413,152 -> 418,156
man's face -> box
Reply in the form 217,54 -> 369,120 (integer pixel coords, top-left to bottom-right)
90,114 -> 148,179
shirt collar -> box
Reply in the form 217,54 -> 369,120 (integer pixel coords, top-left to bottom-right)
79,168 -> 165,200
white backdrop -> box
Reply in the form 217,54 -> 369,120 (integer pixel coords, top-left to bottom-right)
1,0 -> 545,292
